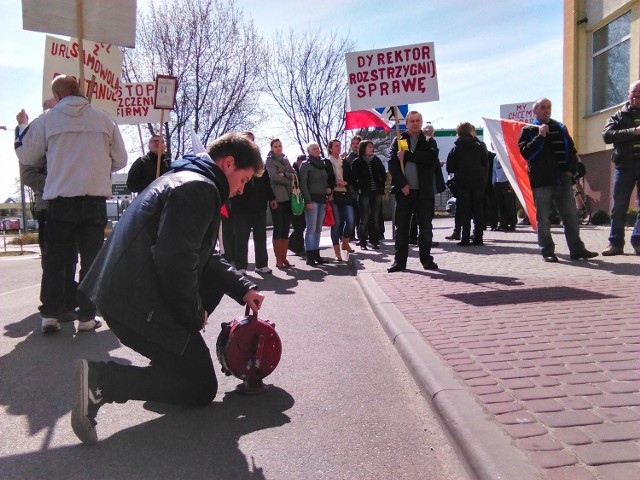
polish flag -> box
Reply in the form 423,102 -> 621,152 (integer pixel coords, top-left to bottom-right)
345,94 -> 408,131
482,117 -> 537,230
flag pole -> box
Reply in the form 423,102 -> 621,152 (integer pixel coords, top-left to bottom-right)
392,105 -> 404,173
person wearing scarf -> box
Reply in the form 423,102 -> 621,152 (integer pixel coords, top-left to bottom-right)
299,142 -> 331,266
325,139 -> 356,260
265,138 -> 295,268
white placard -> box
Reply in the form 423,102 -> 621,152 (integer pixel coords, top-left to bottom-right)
23,0 -> 137,48
154,75 -> 178,110
346,42 -> 439,111
117,82 -> 162,125
500,101 -> 536,124
43,35 -> 123,117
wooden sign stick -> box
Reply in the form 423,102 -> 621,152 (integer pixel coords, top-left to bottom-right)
156,109 -> 165,178
392,105 -> 404,173
76,0 -> 86,94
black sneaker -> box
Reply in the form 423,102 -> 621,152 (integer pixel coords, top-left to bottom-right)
422,260 -> 439,271
71,360 -> 105,445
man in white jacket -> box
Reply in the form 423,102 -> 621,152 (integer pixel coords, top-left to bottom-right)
15,75 -> 127,333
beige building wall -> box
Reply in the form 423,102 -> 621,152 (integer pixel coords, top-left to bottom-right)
563,0 -> 639,213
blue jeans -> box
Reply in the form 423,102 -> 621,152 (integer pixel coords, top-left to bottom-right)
533,173 -> 585,256
608,165 -> 640,250
330,201 -> 354,245
358,194 -> 382,245
41,196 -> 106,319
304,202 -> 326,251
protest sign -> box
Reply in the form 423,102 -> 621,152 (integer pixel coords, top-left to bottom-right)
345,42 -> 439,111
117,82 -> 162,125
22,0 -> 136,48
43,35 -> 123,116
500,101 -> 536,124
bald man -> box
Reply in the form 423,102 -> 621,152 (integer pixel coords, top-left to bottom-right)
15,75 -> 127,333
518,98 -> 597,263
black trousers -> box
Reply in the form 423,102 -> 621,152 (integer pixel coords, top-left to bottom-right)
392,191 -> 434,266
456,188 -> 485,242
40,196 -> 104,319
100,316 -> 217,407
233,210 -> 268,270
494,182 -> 517,229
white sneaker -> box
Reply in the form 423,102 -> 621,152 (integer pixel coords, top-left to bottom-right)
237,269 -> 247,275
255,266 -> 272,274
77,317 -> 103,332
41,316 -> 61,333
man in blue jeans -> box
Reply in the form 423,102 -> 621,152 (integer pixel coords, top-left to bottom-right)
15,75 -> 127,333
601,80 -> 640,256
518,98 -> 598,263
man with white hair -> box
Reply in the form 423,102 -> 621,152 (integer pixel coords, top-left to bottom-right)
15,75 -> 127,333
601,80 -> 640,256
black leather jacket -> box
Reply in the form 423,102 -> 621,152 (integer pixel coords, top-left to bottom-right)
603,102 -> 640,168
80,155 -> 256,355
388,131 -> 439,198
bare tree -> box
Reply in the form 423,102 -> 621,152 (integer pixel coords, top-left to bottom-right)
263,29 -> 355,156
123,0 -> 265,158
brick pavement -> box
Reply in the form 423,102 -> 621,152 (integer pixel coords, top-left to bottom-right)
355,217 -> 640,480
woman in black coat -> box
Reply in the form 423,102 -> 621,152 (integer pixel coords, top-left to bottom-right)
351,140 -> 387,250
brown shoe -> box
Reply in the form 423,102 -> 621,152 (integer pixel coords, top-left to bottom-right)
601,245 -> 624,256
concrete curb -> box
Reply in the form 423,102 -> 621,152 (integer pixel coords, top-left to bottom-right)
358,272 -> 542,480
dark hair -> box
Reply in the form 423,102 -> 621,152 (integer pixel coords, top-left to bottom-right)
456,122 -> 475,137
351,135 -> 362,143
207,133 -> 264,174
270,138 -> 281,148
296,154 -> 306,162
358,140 -> 373,157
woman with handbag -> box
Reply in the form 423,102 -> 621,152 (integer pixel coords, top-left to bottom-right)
299,142 -> 332,266
351,140 -> 387,250
265,138 -> 296,268
325,139 -> 355,261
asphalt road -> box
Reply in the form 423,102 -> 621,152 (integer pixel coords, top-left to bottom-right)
0,235 -> 470,480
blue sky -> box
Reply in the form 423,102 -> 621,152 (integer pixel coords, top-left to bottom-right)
0,0 -> 564,200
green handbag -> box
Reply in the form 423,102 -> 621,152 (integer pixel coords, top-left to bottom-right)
291,173 -> 305,215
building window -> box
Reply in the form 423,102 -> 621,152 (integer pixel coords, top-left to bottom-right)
592,11 -> 630,112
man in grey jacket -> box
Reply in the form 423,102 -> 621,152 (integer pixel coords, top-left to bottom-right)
15,75 -> 127,333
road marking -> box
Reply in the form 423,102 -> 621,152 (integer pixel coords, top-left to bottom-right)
0,284 -> 39,296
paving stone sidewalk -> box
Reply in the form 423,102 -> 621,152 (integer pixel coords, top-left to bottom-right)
353,218 -> 640,480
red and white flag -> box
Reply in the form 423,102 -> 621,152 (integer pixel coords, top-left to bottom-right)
345,97 -> 392,131
482,117 -> 537,230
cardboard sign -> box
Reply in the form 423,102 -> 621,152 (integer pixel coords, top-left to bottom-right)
22,0 -> 137,48
500,101 -> 536,124
117,82 -> 162,124
43,35 -> 123,117
346,42 -> 439,111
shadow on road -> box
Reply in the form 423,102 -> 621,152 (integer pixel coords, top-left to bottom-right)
0,386 -> 294,480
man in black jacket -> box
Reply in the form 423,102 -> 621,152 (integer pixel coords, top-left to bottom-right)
518,98 -> 597,263
387,110 -> 439,272
126,134 -> 171,193
71,133 -> 265,445
601,80 -> 640,256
